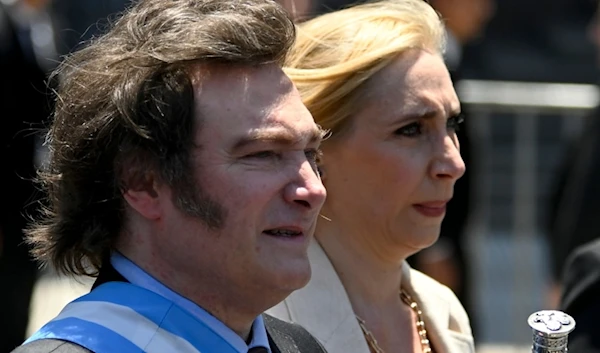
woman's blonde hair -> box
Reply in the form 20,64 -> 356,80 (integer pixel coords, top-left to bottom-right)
285,0 -> 445,136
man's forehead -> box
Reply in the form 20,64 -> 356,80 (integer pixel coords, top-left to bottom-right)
191,64 -> 298,117
190,62 -> 291,91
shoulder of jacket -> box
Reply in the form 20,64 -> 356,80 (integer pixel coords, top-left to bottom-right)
12,339 -> 92,353
265,299 -> 292,322
263,314 -> 327,353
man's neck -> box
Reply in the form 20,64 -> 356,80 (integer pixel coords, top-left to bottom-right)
113,245 -> 259,340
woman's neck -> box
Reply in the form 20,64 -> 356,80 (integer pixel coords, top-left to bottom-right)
315,216 -> 423,353
315,220 -> 409,309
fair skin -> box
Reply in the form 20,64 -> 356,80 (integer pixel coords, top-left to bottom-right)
276,0 -> 313,21
588,3 -> 600,66
317,50 -> 465,353
118,63 -> 327,340
430,0 -> 495,44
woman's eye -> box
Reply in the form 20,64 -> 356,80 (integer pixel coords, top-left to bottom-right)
394,122 -> 422,137
447,113 -> 465,132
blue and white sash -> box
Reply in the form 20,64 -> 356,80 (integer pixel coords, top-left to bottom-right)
25,282 -> 241,353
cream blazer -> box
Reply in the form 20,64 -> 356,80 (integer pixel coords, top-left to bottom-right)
267,240 -> 475,353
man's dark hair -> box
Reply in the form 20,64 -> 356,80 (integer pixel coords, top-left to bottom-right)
26,0 -> 295,277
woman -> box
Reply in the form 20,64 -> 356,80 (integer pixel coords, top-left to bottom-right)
267,1 -> 474,352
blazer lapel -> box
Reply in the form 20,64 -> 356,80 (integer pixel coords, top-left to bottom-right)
269,242 -> 474,353
269,240 -> 371,353
402,263 -> 474,353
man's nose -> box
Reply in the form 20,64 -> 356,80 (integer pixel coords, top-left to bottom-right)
284,160 -> 327,210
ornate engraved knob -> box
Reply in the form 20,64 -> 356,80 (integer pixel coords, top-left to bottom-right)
528,310 -> 576,353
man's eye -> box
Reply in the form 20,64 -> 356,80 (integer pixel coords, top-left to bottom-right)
394,122 -> 422,137
246,151 -> 279,159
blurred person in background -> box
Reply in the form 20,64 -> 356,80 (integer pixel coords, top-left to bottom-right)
275,0 -> 314,21
560,238 -> 600,353
459,0 -> 596,83
268,1 -> 474,352
428,0 -> 495,76
0,0 -> 57,350
49,0 -> 131,55
549,2 -> 600,348
547,0 -> 600,309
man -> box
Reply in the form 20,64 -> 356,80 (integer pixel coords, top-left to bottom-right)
552,6 -> 600,352
560,238 -> 600,353
428,0 -> 495,75
12,0 -> 328,352
547,0 -> 600,307
275,0 -> 313,21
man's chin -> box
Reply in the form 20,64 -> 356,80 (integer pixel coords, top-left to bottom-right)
270,262 -> 312,293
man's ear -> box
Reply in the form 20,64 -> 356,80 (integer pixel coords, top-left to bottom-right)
122,172 -> 163,220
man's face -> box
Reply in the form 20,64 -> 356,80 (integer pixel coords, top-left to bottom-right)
159,63 -> 326,308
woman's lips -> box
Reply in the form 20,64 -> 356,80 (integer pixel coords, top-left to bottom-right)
412,201 -> 448,217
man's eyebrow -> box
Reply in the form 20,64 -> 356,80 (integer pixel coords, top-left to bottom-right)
231,126 -> 327,152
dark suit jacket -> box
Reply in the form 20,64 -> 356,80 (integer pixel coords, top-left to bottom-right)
560,238 -> 600,353
548,109 -> 600,281
12,262 -> 327,353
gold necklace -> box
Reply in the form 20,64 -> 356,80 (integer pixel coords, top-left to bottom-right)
356,289 -> 432,353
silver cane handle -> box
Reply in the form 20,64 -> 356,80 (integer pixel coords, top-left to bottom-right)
528,310 -> 576,353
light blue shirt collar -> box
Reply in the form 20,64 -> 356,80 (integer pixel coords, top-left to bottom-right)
110,252 -> 271,353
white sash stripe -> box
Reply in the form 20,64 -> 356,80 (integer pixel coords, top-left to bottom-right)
56,301 -> 201,353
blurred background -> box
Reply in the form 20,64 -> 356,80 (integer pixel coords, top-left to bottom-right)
2,0 -> 599,352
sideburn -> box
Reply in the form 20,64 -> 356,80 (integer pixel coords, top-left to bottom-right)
172,173 -> 227,230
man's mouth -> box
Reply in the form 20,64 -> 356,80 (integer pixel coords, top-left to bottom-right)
263,228 -> 303,238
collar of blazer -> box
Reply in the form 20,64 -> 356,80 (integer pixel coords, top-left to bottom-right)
267,239 -> 474,353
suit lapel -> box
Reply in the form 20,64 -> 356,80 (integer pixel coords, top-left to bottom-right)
266,330 -> 283,353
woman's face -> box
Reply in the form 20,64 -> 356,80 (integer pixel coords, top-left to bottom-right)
320,50 -> 465,254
